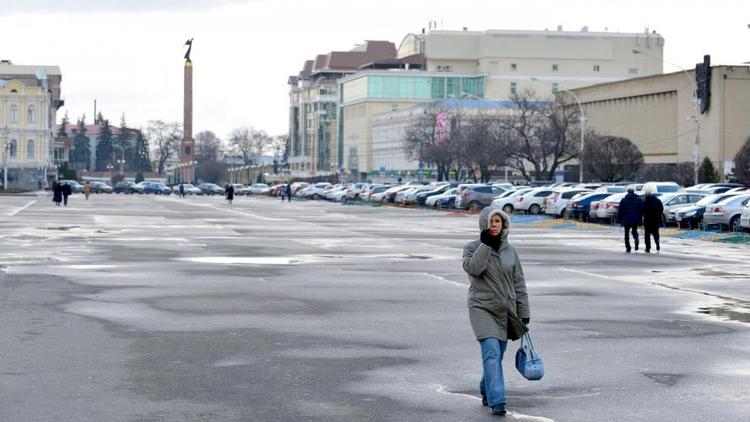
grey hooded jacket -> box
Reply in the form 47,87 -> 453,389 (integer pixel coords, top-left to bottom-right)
463,207 -> 530,341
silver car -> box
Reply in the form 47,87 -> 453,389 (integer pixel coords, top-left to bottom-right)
658,192 -> 707,224
702,194 -> 750,231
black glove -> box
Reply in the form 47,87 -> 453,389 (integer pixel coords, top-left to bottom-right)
480,230 -> 500,251
521,318 -> 530,325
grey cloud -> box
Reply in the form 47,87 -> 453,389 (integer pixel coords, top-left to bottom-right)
0,0 -> 253,13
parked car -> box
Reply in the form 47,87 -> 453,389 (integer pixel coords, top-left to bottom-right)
674,193 -> 739,229
544,188 -> 592,217
514,187 -> 555,215
59,179 -> 83,193
198,183 -> 225,195
291,182 -> 310,195
88,181 -> 113,194
143,182 -> 171,195
702,194 -> 750,231
382,185 -> 413,204
180,183 -> 203,195
232,184 -> 250,196
489,188 -> 533,214
301,182 -> 332,199
114,181 -> 137,194
345,183 -> 369,200
426,188 -> 458,208
595,192 -> 628,222
367,185 -> 391,202
324,185 -> 348,201
658,192 -> 707,224
566,192 -> 613,221
740,202 -> 750,232
398,186 -> 435,205
641,181 -> 681,194
133,182 -> 146,194
456,185 -> 507,210
415,184 -> 453,206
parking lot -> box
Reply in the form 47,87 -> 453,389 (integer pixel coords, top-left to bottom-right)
1,194 -> 749,421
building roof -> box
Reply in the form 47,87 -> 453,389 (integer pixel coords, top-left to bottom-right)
0,62 -> 62,76
297,41 -> 397,78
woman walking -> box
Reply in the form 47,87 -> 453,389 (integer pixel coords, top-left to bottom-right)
52,181 -> 63,206
463,207 -> 530,416
642,184 -> 663,253
225,184 -> 234,205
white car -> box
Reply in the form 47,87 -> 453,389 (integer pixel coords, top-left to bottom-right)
324,185 -> 348,201
345,183 -> 370,200
248,183 -> 271,195
740,203 -> 750,231
490,188 -> 532,214
232,184 -> 249,196
514,187 -> 556,215
367,185 -> 391,202
426,188 -> 458,207
544,188 -> 592,217
303,182 -> 333,200
180,183 -> 203,195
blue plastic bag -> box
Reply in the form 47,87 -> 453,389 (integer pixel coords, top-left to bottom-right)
515,332 -> 544,381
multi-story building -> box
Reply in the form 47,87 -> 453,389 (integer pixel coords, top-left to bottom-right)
337,27 -> 664,181
0,61 -> 63,189
287,41 -> 397,177
569,65 -> 750,180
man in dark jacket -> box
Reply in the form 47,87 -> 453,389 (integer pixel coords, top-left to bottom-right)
642,186 -> 664,253
617,185 -> 644,253
62,182 -> 72,207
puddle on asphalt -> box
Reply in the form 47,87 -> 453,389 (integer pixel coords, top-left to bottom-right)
63,265 -> 118,270
40,225 -> 80,231
697,304 -> 750,323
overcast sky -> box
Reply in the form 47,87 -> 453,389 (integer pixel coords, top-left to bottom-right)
1,0 -> 748,140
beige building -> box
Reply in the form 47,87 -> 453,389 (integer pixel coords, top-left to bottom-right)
569,65 -> 750,179
1,61 -> 63,189
401,27 -> 664,98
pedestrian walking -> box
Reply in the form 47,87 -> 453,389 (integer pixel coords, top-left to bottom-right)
642,185 -> 663,253
225,183 -> 234,205
179,182 -> 185,198
463,207 -> 530,416
52,181 -> 63,206
62,181 -> 72,207
83,181 -> 91,200
617,185 -> 644,253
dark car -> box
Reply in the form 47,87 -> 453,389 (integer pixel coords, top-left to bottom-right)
415,184 -> 455,206
198,183 -> 225,195
114,181 -> 137,194
59,179 -> 83,193
89,181 -> 113,194
143,182 -> 172,195
566,192 -> 612,221
674,193 -> 738,229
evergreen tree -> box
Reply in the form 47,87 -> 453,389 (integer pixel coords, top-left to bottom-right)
95,119 -> 114,171
132,129 -> 152,173
57,112 -> 70,138
698,157 -> 720,183
69,115 -> 91,170
114,114 -> 134,171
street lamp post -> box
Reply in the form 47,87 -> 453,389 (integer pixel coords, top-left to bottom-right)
633,47 -> 701,185
2,141 -> 9,190
529,77 -> 586,182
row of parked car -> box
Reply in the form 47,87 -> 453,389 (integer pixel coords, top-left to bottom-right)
276,180 -> 750,233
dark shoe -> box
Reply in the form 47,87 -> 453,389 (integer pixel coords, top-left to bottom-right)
481,393 -> 488,407
645,249 -> 650,253
491,404 -> 507,416
635,243 -> 639,251
625,249 -> 631,253
656,244 -> 660,251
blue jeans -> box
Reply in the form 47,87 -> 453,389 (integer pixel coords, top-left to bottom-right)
479,337 -> 507,407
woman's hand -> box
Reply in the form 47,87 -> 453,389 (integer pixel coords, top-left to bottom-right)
521,318 -> 530,325
480,229 -> 500,251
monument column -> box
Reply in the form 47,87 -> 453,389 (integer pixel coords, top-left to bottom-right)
181,38 -> 195,183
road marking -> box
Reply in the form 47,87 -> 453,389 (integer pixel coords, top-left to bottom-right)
423,272 -> 467,288
560,267 -> 611,280
432,384 -> 556,421
9,200 -> 36,216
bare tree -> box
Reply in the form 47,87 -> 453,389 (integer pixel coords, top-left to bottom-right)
270,134 -> 289,174
404,106 -> 456,181
581,134 -> 644,182
637,163 -> 694,186
230,127 -> 270,165
146,120 -> 182,174
195,130 -> 222,162
503,89 -> 581,181
463,113 -> 510,183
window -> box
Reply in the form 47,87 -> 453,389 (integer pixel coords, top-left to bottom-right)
510,63 -> 517,71
628,68 -> 638,74
27,105 -> 35,124
9,139 -> 18,159
10,104 -> 18,123
552,64 -> 559,71
437,65 -> 452,72
552,83 -> 559,94
26,139 -> 34,159
593,65 -> 600,72
510,82 -> 517,94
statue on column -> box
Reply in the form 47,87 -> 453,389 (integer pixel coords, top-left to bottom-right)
184,38 -> 193,62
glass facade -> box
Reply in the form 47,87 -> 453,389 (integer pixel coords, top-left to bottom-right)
343,74 -> 485,103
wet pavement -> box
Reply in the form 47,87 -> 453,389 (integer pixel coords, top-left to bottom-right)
1,194 -> 749,421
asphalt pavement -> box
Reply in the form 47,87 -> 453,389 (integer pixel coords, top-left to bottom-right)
1,193 -> 749,421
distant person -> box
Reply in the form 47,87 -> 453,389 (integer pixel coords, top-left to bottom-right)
225,183 -> 234,205
617,185 -> 644,253
286,184 -> 293,202
62,182 -> 72,207
642,185 -> 664,253
52,181 -> 63,206
179,182 -> 185,198
83,181 -> 91,200
463,207 -> 530,416
280,184 -> 287,202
